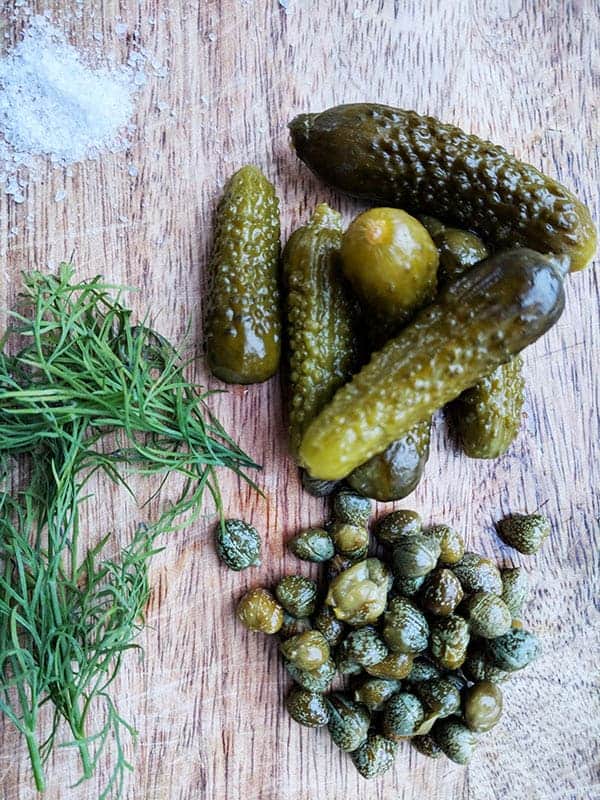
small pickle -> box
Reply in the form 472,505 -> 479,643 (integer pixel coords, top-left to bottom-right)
340,207 -> 438,325
354,678 -> 400,711
279,612 -> 311,640
275,576 -> 318,618
486,629 -> 541,671
280,631 -> 330,671
412,734 -> 443,759
382,692 -> 425,740
312,605 -> 345,647
288,527 -> 334,562
375,510 -> 422,547
286,687 -> 330,728
365,652 -> 414,679
497,513 -> 551,555
351,733 -> 398,779
236,588 -> 284,634
392,534 -> 441,578
501,567 -> 530,617
433,717 -> 478,764
325,558 -> 390,626
286,658 -> 336,693
416,679 -> 461,719
331,521 -> 369,561
453,552 -> 503,595
429,615 -> 470,670
215,518 -> 261,571
463,681 -> 503,732
347,421 -> 431,502
206,165 -> 281,384
344,627 -> 388,667
383,596 -> 429,654
421,568 -> 464,616
333,489 -> 372,527
327,693 -> 371,752
466,593 -> 512,639
284,204 -> 359,457
434,227 -> 489,284
423,524 -> 465,565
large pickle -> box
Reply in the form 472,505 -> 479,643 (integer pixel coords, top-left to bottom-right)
299,249 -> 566,479
283,204 -> 359,458
449,356 -> 525,458
289,104 -> 596,272
206,165 -> 281,384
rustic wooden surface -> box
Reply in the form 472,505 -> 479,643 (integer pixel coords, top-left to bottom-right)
1,0 -> 599,798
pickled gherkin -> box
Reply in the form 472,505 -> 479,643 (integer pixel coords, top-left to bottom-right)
289,104 -> 596,272
299,249 -> 566,480
206,165 -> 281,384
283,204 -> 359,458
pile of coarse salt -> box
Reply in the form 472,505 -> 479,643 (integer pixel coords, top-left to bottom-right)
0,16 -> 145,203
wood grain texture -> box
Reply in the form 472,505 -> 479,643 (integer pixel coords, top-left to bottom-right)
0,0 -> 599,798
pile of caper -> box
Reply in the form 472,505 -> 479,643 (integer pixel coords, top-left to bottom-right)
235,491 -> 544,779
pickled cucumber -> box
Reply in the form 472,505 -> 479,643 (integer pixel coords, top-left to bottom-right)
283,204 -> 359,458
206,165 -> 281,384
299,249 -> 566,479
450,356 -> 525,459
290,104 -> 596,272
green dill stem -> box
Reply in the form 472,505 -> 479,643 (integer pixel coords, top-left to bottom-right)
24,730 -> 46,792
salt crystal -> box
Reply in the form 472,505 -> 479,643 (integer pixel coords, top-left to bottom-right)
128,164 -> 139,177
54,189 -> 66,201
207,32 -> 217,42
115,22 -> 128,36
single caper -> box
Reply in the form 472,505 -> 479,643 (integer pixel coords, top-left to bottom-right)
350,733 -> 398,779
365,651 -> 414,679
382,692 -> 425,741
429,615 -> 470,670
327,693 -> 371,752
286,658 -> 336,692
215,518 -> 261,571
236,588 -> 283,634
331,521 -> 369,561
288,528 -> 335,562
275,575 -> 318,618
486,628 -> 541,671
497,513 -> 550,554
416,678 -> 461,719
286,687 -> 330,727
333,489 -> 372,526
432,717 -> 478,764
280,630 -> 330,670
353,678 -> 400,711
374,510 -> 422,547
462,648 -> 511,684
344,626 -> 388,667
312,605 -> 345,647
383,596 -> 429,654
466,592 -> 512,638
326,558 -> 390,626
421,568 -> 464,616
501,567 -> 529,616
393,574 -> 426,597
326,554 -> 355,582
279,612 -> 312,640
335,638 -> 363,675
453,552 -> 503,594
392,534 -> 441,578
423,524 -> 465,565
404,658 -> 442,685
463,681 -> 503,732
301,471 -> 341,497
412,734 -> 443,759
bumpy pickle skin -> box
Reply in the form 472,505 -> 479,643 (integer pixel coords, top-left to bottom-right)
450,356 -> 525,458
299,249 -> 566,480
206,165 -> 281,384
289,104 -> 597,271
283,204 -> 359,457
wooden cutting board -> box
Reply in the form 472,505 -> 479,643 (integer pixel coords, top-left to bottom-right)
1,1 -> 598,798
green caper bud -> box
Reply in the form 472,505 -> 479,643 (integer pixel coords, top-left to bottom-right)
374,509 -> 422,546
501,567 -> 530,616
331,521 -> 369,560
286,687 -> 330,728
215,518 -> 261,571
497,513 -> 550,554
279,612 -> 311,640
444,672 -> 468,692
335,638 -> 363,675
280,630 -> 330,670
365,651 -> 414,679
275,575 -> 318,618
312,605 -> 345,647
288,527 -> 335,562
286,658 -> 336,692
412,734 -> 443,759
429,615 -> 470,670
236,587 -> 283,634
333,488 -> 372,526
326,693 -> 371,752
301,470 -> 340,497
350,733 -> 398,778
392,534 -> 441,578
405,658 -> 442,685
344,626 -> 388,667
423,524 -> 465,565
353,678 -> 400,711
463,681 -> 503,732
326,558 -> 390,626
462,648 -> 511,684
382,692 -> 425,741
453,552 -> 503,594
393,574 -> 426,597
466,592 -> 512,638
415,678 -> 461,718
486,628 -> 541,671
383,596 -> 429,654
432,717 -> 478,764
326,553 -> 355,582
421,568 -> 464,616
